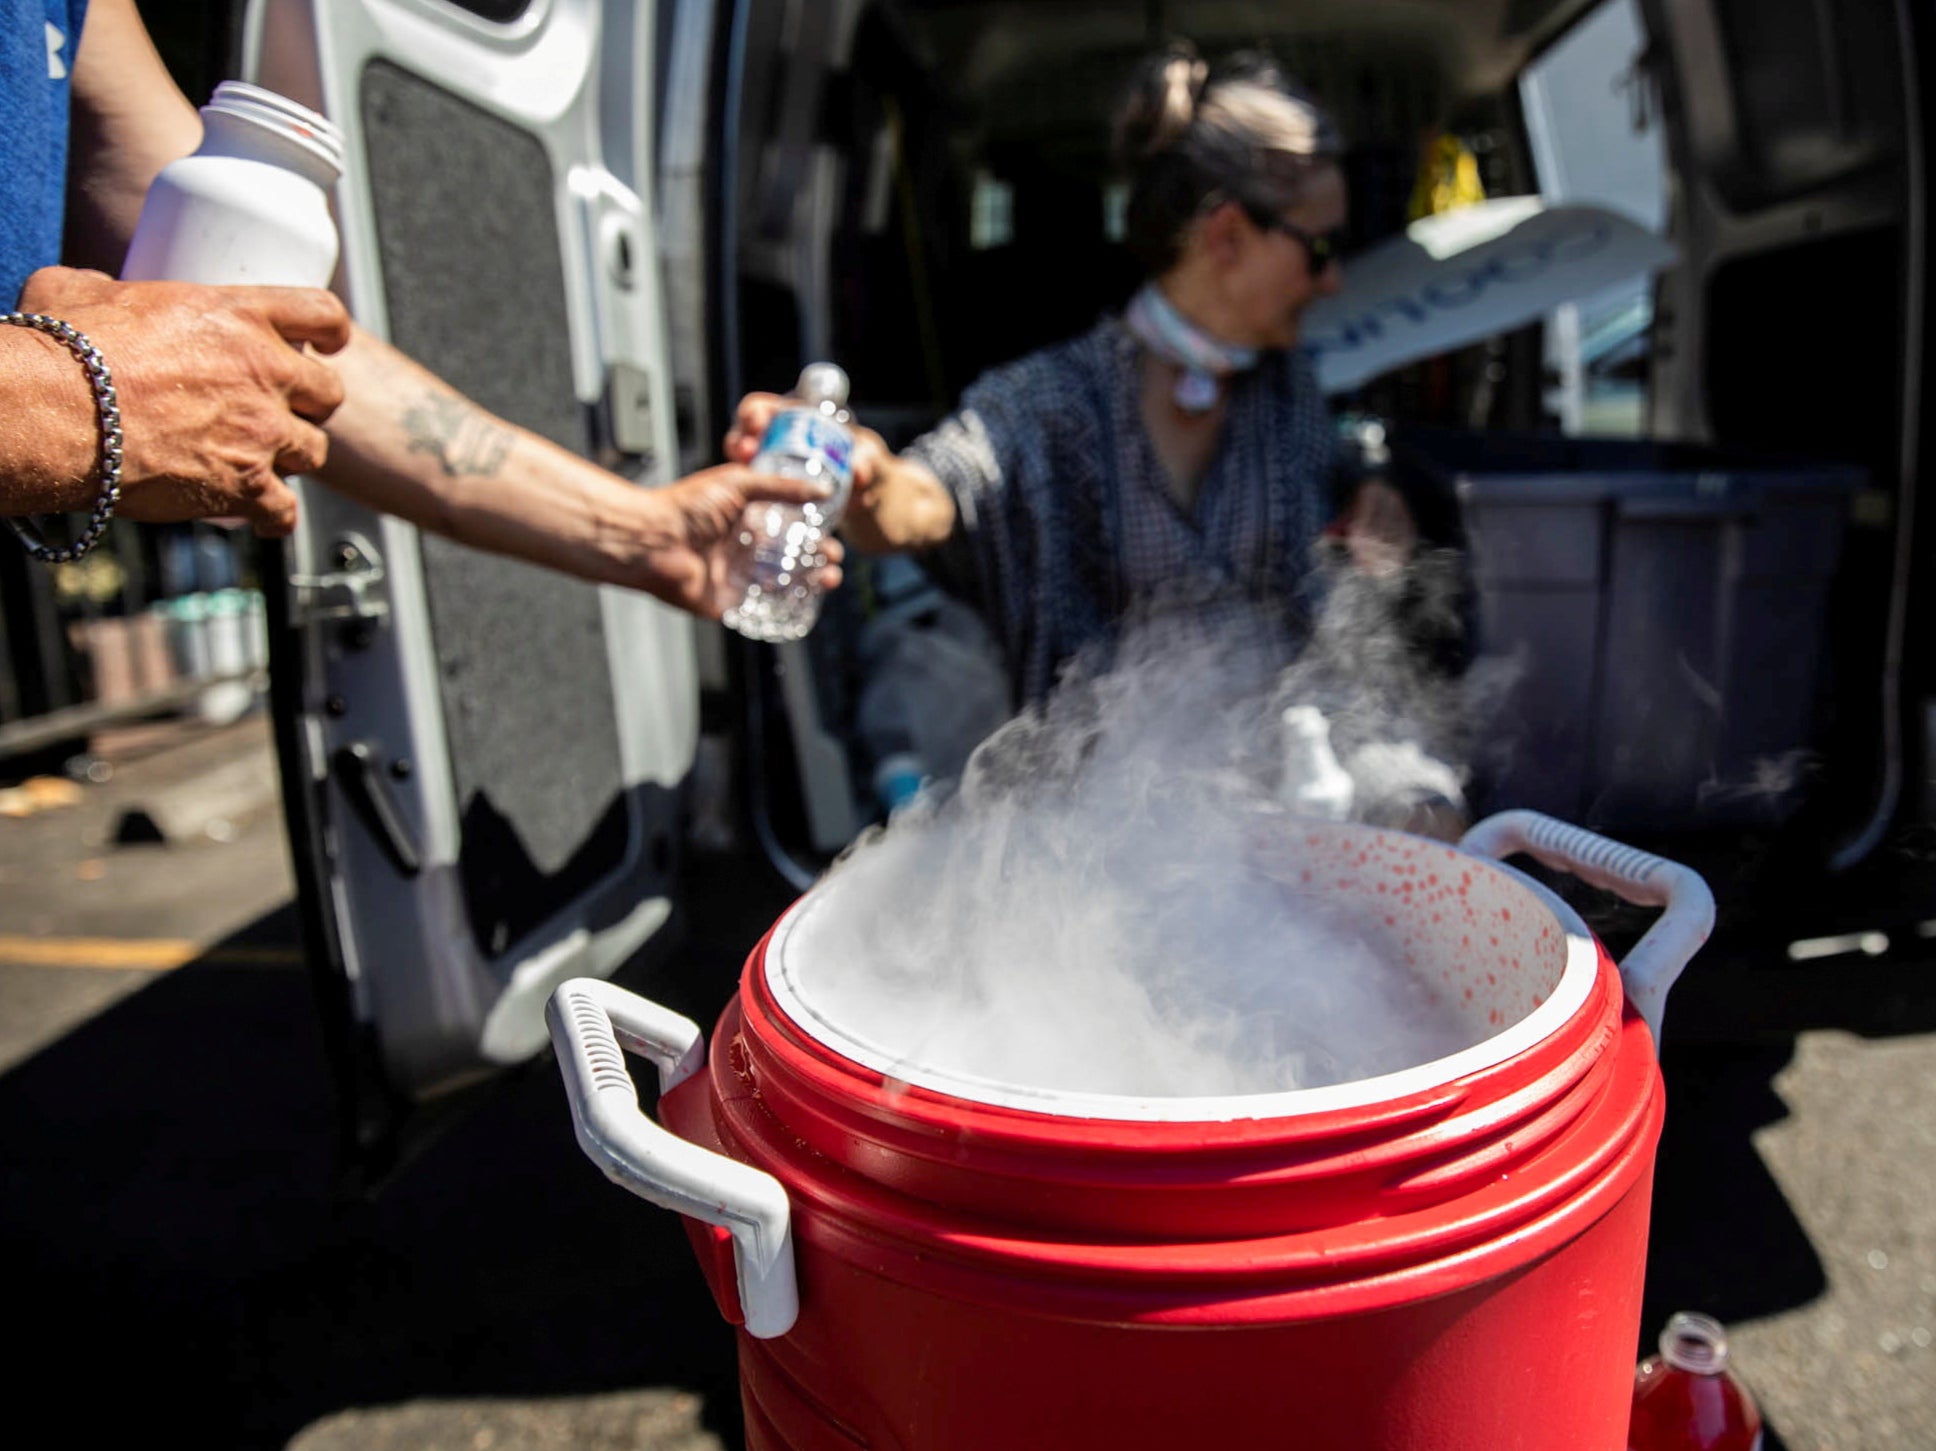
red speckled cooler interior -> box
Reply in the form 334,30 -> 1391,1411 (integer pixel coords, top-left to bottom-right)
1252,826 -> 1572,1041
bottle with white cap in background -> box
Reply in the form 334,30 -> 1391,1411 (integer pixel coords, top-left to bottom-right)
1627,1311 -> 1765,1451
871,751 -> 928,815
723,363 -> 855,642
196,589 -> 255,724
1278,705 -> 1355,821
122,81 -> 344,289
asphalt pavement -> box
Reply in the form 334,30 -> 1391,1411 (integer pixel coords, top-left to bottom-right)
2,715 -> 1934,1448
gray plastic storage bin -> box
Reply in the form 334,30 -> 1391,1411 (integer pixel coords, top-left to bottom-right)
1397,432 -> 1863,831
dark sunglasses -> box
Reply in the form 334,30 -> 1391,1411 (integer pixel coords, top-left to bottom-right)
1248,209 -> 1346,274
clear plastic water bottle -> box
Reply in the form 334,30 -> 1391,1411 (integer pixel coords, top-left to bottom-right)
1627,1312 -> 1765,1451
722,363 -> 855,642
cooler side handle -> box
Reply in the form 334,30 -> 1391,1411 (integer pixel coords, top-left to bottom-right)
1459,810 -> 1715,1043
546,977 -> 798,1338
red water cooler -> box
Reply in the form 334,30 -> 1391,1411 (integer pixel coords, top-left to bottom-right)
550,811 -> 1713,1450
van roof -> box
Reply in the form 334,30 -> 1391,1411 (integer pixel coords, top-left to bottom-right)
890,0 -> 1602,144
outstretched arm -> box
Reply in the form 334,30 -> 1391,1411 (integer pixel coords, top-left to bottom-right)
317,338 -> 838,615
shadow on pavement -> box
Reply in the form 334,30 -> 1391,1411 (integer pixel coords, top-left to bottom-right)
0,855 -> 796,1449
1637,943 -> 1936,1451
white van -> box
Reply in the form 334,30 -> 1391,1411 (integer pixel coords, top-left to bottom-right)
239,0 -> 1928,1174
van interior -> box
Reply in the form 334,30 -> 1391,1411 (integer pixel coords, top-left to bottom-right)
702,0 -> 1931,959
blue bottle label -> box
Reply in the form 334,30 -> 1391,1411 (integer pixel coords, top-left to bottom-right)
758,409 -> 854,488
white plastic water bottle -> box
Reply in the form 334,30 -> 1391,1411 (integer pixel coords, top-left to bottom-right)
122,81 -> 344,288
121,82 -> 343,720
722,363 -> 855,642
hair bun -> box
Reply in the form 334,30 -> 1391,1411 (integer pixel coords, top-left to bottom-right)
1114,41 -> 1208,162
1163,50 -> 1210,125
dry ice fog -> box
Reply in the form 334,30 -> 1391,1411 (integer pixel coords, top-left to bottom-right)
792,553 -> 1528,1099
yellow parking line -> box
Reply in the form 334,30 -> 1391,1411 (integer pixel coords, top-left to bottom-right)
0,935 -> 304,971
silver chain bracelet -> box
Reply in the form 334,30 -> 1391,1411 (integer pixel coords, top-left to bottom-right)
3,311 -> 124,564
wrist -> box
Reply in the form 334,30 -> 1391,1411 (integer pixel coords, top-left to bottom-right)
584,469 -> 671,586
0,324 -> 108,513
877,455 -> 957,550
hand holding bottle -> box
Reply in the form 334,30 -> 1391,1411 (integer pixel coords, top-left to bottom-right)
724,379 -> 910,541
9,266 -> 350,536
3,82 -> 352,541
724,384 -> 888,494
619,462 -> 844,620
725,372 -> 963,561
719,364 -> 862,640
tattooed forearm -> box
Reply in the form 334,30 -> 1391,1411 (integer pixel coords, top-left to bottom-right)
402,392 -> 515,477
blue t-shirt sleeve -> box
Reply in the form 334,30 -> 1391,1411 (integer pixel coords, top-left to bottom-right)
1,0 -> 92,306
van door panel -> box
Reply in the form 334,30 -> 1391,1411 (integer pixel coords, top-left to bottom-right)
358,62 -> 634,955
247,0 -> 691,1116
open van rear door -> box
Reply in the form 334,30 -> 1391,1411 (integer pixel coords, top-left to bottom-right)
244,0 -> 695,1179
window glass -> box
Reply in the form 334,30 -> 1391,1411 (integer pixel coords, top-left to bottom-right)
969,171 -> 1014,250
1518,0 -> 1667,435
1102,180 -> 1129,243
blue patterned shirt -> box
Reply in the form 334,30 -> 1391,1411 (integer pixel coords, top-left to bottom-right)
908,317 -> 1339,704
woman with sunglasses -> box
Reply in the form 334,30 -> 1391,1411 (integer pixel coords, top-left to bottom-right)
727,43 -> 1414,705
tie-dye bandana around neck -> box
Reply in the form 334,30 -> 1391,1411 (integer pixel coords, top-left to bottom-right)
1122,283 -> 1260,414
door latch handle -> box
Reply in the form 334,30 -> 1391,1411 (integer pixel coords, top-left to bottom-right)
333,741 -> 422,878
291,533 -> 390,629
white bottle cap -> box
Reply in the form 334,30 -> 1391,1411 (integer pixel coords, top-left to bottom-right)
796,362 -> 850,409
1281,704 -> 1329,741
1659,1311 -> 1730,1375
202,81 -> 346,184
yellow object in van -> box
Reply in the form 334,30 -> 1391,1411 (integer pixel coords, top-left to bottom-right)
1410,131 -> 1487,218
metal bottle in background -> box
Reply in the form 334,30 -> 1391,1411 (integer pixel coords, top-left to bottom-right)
1627,1312 -> 1766,1451
723,363 -> 855,642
